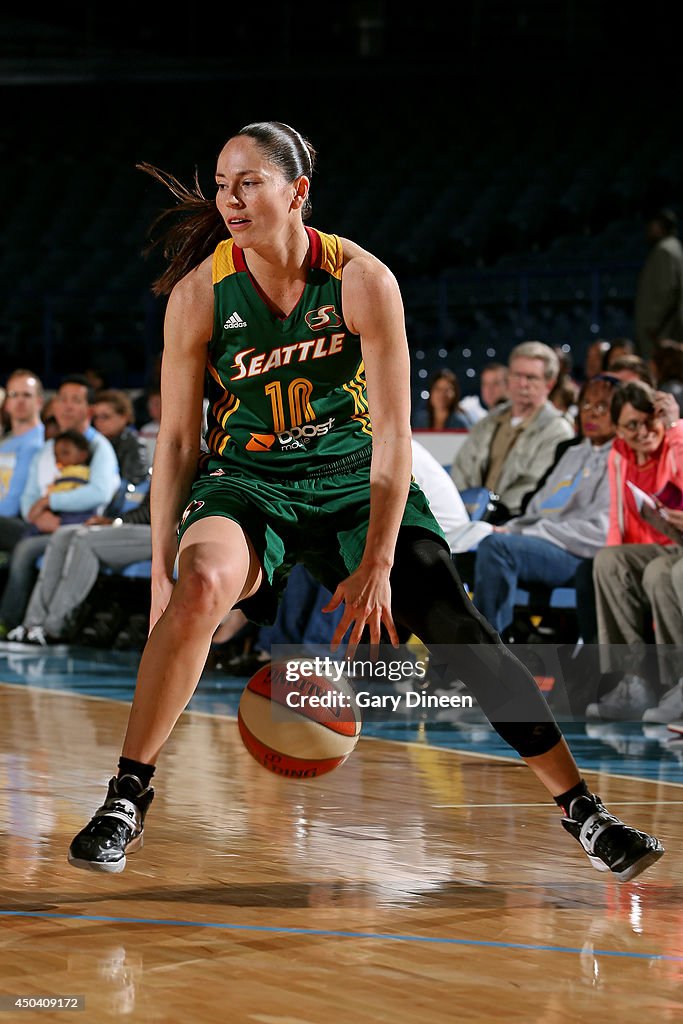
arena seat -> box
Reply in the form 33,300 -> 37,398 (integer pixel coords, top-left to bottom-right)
513,584 -> 577,611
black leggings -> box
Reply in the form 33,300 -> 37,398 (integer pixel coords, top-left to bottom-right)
389,528 -> 563,759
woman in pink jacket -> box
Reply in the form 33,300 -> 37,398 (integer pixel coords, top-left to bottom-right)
592,380 -> 683,721
606,380 -> 683,544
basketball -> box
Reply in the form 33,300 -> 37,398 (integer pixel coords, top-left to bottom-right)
238,660 -> 362,778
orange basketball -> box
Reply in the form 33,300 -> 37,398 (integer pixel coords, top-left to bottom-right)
238,660 -> 362,778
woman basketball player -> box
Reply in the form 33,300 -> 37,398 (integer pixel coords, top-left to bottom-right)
68,121 -> 664,881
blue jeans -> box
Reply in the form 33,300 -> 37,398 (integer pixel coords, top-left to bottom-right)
473,532 -> 582,634
0,533 -> 51,628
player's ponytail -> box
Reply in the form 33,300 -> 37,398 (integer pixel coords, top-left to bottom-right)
137,162 -> 228,297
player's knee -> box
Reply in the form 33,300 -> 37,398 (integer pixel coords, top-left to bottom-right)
175,562 -> 242,620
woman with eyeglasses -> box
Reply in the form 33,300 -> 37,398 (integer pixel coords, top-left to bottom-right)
590,380 -> 683,723
605,381 -> 682,546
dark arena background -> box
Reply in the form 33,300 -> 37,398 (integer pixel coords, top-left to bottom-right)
1,6 -> 682,1023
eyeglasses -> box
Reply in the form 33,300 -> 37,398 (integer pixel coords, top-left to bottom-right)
6,390 -> 36,399
618,417 -> 656,436
509,371 -> 545,384
580,400 -> 610,415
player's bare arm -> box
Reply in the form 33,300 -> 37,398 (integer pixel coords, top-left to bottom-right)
149,256 -> 213,622
324,242 -> 412,654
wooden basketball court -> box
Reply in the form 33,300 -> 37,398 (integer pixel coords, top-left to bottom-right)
1,679 -> 681,1023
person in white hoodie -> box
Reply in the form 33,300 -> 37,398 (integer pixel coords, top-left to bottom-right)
472,374 -> 619,636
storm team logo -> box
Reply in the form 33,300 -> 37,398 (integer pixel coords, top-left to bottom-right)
304,304 -> 342,330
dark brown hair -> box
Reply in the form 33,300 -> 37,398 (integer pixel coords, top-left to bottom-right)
608,354 -> 655,387
93,388 -> 135,424
610,380 -> 656,423
138,121 -> 317,297
426,368 -> 462,427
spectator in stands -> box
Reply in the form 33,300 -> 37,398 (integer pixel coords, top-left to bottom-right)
92,389 -> 150,516
51,430 -> 91,489
634,208 -> 683,359
549,372 -> 579,421
449,341 -> 574,521
589,381 -> 683,721
635,538 -> 683,726
133,352 -> 163,429
23,430 -> 97,535
582,339 -> 612,382
139,384 -> 162,464
480,361 -> 509,410
608,354 -> 655,385
43,415 -> 59,440
472,374 -> 618,637
8,492 -> 152,646
458,361 -> 510,424
604,338 -> 636,369
412,368 -> 471,429
0,370 -> 45,520
0,374 -> 120,638
582,340 -> 638,383
85,365 -> 109,394
650,338 -> 683,416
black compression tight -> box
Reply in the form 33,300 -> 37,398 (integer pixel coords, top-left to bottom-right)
389,528 -> 563,759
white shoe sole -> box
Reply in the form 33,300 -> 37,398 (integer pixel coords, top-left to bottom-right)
613,847 -> 665,882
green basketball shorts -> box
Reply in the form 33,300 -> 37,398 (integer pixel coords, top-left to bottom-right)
176,453 -> 446,624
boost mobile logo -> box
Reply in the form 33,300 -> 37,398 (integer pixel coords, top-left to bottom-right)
245,418 -> 336,452
277,417 -> 335,448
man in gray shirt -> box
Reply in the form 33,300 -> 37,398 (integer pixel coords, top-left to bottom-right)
450,341 -> 575,520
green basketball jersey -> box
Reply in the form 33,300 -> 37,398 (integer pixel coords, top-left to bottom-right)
205,227 -> 372,477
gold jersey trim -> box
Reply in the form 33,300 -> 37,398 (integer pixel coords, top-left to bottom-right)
212,230 -> 343,285
317,231 -> 344,280
342,360 -> 373,437
212,241 -> 238,285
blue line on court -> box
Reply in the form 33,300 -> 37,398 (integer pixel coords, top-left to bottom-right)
1,910 -> 681,961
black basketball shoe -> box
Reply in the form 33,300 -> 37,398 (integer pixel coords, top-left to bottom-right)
561,794 -> 664,882
68,775 -> 154,873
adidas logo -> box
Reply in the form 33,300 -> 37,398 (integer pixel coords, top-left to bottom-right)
223,311 -> 248,329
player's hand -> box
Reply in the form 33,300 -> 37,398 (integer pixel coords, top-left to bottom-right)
322,561 -> 399,659
149,574 -> 175,634
85,515 -> 113,526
